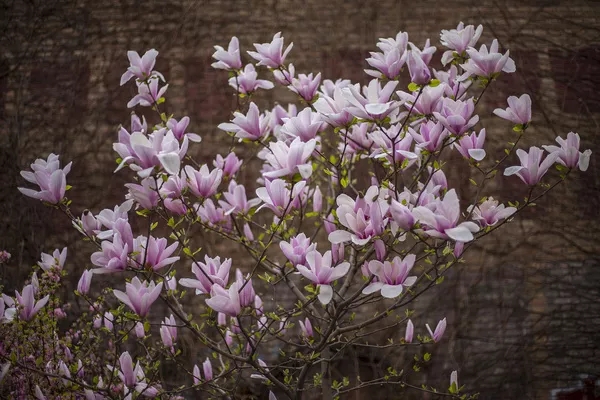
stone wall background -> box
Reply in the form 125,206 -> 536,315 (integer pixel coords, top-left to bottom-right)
1,1 -> 599,399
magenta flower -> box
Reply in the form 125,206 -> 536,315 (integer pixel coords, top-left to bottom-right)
229,64 -> 274,94
114,129 -> 188,177
328,186 -> 390,246
467,197 -> 516,227
38,247 -> 67,272
426,318 -> 447,342
218,180 -> 261,215
398,84 -> 445,116
370,125 -> 418,166
0,250 -> 10,264
179,255 -> 232,295
440,22 -> 483,65
212,37 -> 243,70
15,284 -> 49,321
362,254 -> 418,298
214,152 -> 243,177
185,164 -> 223,198
18,153 -> 71,204
313,85 -> 353,127
279,233 -> 317,267
263,137 -> 316,180
195,199 -> 231,230
412,189 -> 479,242
77,270 -> 93,295
247,32 -> 293,68
90,230 -> 131,274
127,78 -> 169,108
299,317 -> 314,338
235,269 -> 255,308
409,121 -> 448,153
125,178 -> 159,210
120,49 -> 162,85
455,128 -> 486,161
365,45 -> 407,80
280,107 -> 324,142
289,72 -> 321,102
407,50 -> 431,85
504,146 -> 559,186
342,79 -> 398,121
203,358 -> 213,381
296,250 -> 350,304
462,39 -> 516,78
133,235 -> 179,271
255,179 -> 306,217
205,282 -> 242,317
493,94 -> 532,126
218,102 -> 271,141
433,97 -> 479,136
160,314 -> 177,351
405,319 -> 414,343
166,116 -> 201,142
542,132 -> 592,172
113,277 -> 163,317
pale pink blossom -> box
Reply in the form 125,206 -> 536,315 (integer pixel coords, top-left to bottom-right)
504,147 -> 559,186
113,277 -> 163,317
461,39 -> 516,78
493,94 -> 532,126
296,250 -> 350,304
247,32 -> 293,68
212,37 -> 243,70
542,132 -> 592,172
362,254 -> 418,298
426,318 -> 447,342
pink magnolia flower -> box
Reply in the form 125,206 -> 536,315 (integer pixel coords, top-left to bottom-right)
127,78 -> 169,108
160,314 -> 177,351
132,235 -> 179,271
397,84 -> 446,116
440,22 -> 483,65
434,65 -> 471,99
234,269 -> 255,308
214,152 -> 243,177
493,94 -> 532,126
313,85 -> 354,127
120,49 -> 163,85
255,179 -> 306,217
279,233 -> 317,266
504,147 -> 559,186
362,254 -> 418,298
18,154 -> 71,204
407,50 -> 431,85
218,180 -> 261,215
412,189 -> 479,242
91,231 -> 130,274
299,317 -> 314,338
289,72 -> 321,102
263,137 -> 316,180
467,197 -> 516,227
0,295 -> 16,323
193,364 -> 201,385
426,318 -> 447,342
184,164 -> 223,198
280,107 -> 323,142
114,129 -> 188,177
461,39 -> 516,78
365,45 -> 407,80
409,121 -> 448,153
125,178 -> 160,210
202,358 -> 213,381
205,282 -> 242,317
38,247 -> 67,272
195,199 -> 231,230
15,284 -> 49,321
296,250 -> 350,304
433,97 -> 479,136
342,79 -> 399,121
229,64 -> 274,94
0,250 -> 10,264
166,116 -> 201,142
212,37 -> 243,70
77,270 -> 93,295
113,277 -> 163,317
542,132 -> 592,172
328,186 -> 390,246
370,125 -> 419,166
218,102 -> 271,141
179,256 -> 232,295
455,128 -> 486,161
247,32 -> 293,68
405,319 -> 414,343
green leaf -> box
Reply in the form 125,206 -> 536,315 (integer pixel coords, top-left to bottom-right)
408,82 -> 419,92
429,79 -> 441,87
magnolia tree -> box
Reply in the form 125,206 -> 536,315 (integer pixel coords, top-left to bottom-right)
0,23 -> 592,400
